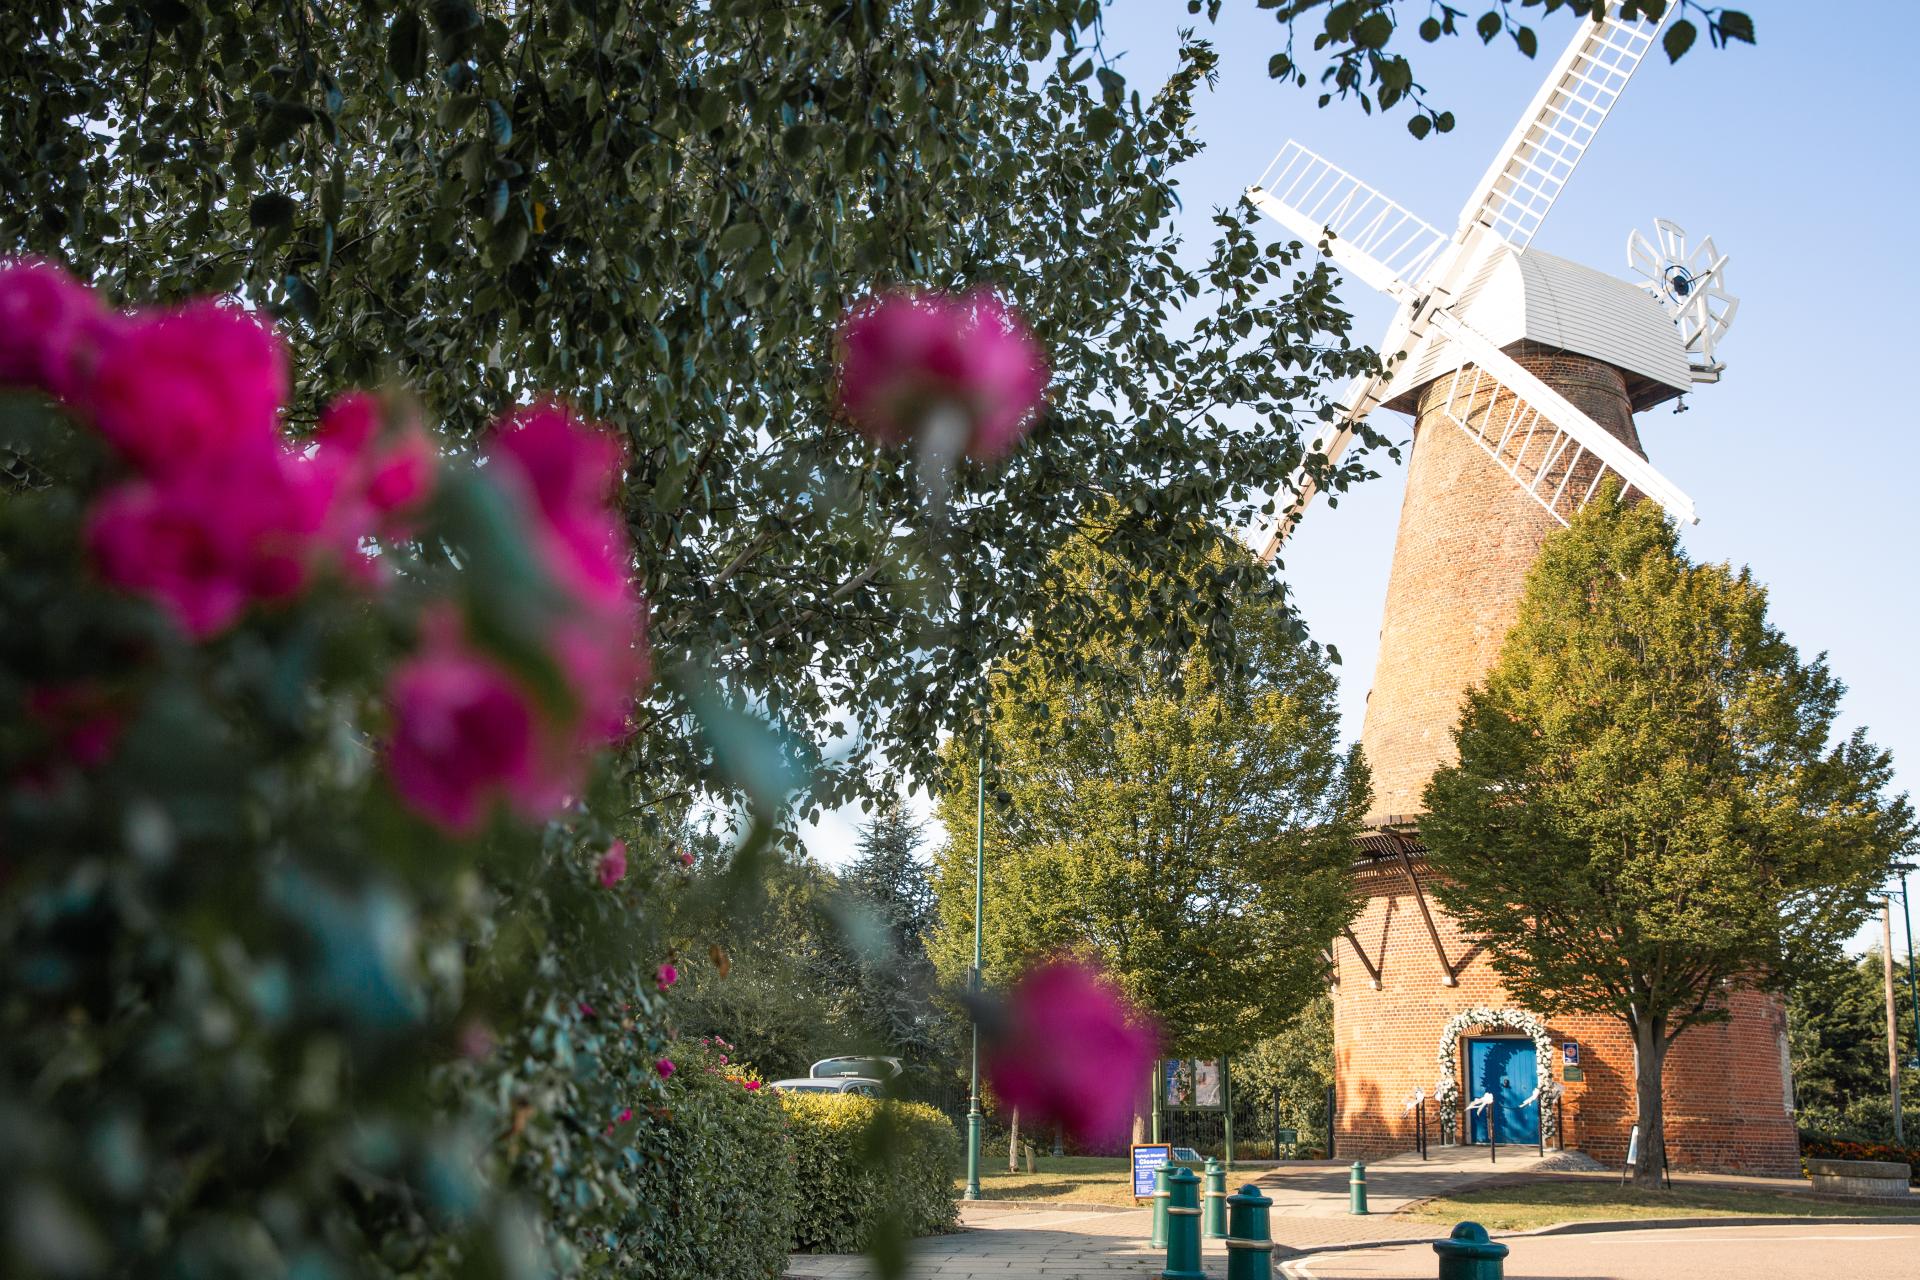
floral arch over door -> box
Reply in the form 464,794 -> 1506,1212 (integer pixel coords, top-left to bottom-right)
1434,1006 -> 1560,1144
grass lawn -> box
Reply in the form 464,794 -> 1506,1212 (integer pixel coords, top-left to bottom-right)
1408,1180 -> 1920,1232
950,1156 -> 1141,1207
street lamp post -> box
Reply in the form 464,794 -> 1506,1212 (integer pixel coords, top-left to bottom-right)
963,729 -> 987,1200
1900,874 -> 1920,1071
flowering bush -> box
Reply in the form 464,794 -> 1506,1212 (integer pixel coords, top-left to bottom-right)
0,264 -> 662,1277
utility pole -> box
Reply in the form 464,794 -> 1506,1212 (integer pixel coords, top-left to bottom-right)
963,724 -> 987,1200
1901,874 -> 1920,1071
1883,899 -> 1903,1144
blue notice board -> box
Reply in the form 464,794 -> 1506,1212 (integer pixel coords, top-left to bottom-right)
1131,1144 -> 1171,1199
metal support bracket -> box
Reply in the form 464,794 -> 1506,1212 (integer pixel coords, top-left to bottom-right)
1387,831 -> 1461,986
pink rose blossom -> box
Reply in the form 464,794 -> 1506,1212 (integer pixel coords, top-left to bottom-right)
486,403 -> 630,610
837,289 -> 1048,461
655,1059 -> 675,1080
743,1080 -> 762,1092
655,962 -> 678,991
716,1053 -> 727,1065
484,404 -> 648,738
382,621 -> 541,831
0,259 -> 112,400
85,300 -> 288,476
984,960 -> 1159,1148
598,840 -> 628,887
679,849 -> 694,867
315,391 -> 437,540
86,442 -> 341,637
616,1108 -> 632,1126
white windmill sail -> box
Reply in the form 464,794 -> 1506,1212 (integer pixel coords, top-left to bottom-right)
1455,8 -> 1667,247
1250,1 -> 1689,558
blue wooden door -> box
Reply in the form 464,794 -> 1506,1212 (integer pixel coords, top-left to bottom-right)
1466,1039 -> 1539,1145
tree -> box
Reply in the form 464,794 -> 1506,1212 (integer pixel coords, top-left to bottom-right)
0,1 -> 1390,829
1232,995 -> 1335,1153
836,797 -> 946,1066
1788,945 -> 1918,1141
929,535 -> 1365,1071
1423,492 -> 1915,1183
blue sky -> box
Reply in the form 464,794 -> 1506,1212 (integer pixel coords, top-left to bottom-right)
801,5 -> 1918,954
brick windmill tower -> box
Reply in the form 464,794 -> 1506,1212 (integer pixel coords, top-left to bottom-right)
1249,5 -> 1794,1172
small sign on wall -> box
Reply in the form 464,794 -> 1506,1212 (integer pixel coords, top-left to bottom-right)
1562,1041 -> 1580,1067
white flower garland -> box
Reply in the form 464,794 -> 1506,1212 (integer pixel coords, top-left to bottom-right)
1433,1006 -> 1560,1144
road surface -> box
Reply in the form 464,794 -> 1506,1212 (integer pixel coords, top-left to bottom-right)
1285,1221 -> 1920,1279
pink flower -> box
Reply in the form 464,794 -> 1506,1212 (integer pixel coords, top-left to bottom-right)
86,442 -> 342,638
85,300 -> 288,477
655,1059 -> 675,1080
0,259 -> 112,400
25,683 -> 122,769
716,1053 -> 727,1065
486,403 -> 630,610
458,1020 -> 497,1062
382,621 -> 541,831
678,849 -> 694,867
315,391 -> 437,538
655,962 -> 677,990
578,1001 -> 596,1019
984,961 -> 1159,1148
836,289 -> 1048,461
598,840 -> 628,887
743,1080 -> 762,1092
484,404 -> 648,738
615,1108 -> 632,1126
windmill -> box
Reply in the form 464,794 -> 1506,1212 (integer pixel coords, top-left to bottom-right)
1246,2 -> 1738,820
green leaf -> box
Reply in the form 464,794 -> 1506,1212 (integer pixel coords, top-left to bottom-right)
1662,19 -> 1697,63
248,192 -> 296,231
1515,27 -> 1538,59
1476,11 -> 1501,43
1717,11 -> 1756,45
389,11 -> 427,83
485,99 -> 512,146
1407,115 -> 1432,140
717,223 -> 761,254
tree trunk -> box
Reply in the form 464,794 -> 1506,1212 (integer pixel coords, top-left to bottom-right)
1629,1013 -> 1668,1186
1007,1107 -> 1020,1175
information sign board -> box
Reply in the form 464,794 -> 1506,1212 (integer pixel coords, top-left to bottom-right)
1131,1144 -> 1171,1199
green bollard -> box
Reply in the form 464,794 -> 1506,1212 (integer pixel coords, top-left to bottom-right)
1432,1221 -> 1507,1280
1348,1160 -> 1368,1215
1149,1163 -> 1171,1249
1224,1183 -> 1274,1280
1161,1165 -> 1205,1280
1203,1156 -> 1228,1238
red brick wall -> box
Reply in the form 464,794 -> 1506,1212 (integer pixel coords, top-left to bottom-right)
1330,861 -> 1800,1174
1333,347 -> 1799,1175
1357,347 -> 1642,823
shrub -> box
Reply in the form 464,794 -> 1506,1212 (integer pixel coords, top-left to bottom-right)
781,1093 -> 960,1253
610,1039 -> 798,1279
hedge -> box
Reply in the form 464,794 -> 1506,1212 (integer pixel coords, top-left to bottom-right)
611,1040 -> 799,1279
781,1094 -> 961,1253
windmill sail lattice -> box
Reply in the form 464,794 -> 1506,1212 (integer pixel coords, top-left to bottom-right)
1459,9 -> 1665,247
1248,2 -> 1719,554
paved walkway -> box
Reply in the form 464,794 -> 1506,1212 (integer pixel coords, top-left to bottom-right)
786,1146 -> 1569,1278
